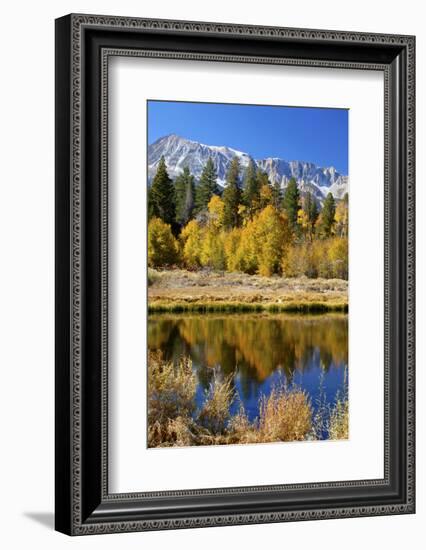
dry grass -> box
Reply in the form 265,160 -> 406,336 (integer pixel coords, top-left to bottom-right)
328,399 -> 349,440
148,268 -> 348,313
257,386 -> 312,442
225,388 -> 312,445
328,367 -> 349,440
147,351 -> 348,448
198,372 -> 235,434
147,351 -> 197,448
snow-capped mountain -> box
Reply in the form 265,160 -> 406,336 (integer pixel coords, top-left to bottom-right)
148,134 -> 348,201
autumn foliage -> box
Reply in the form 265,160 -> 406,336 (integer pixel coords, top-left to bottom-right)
147,217 -> 179,267
148,156 -> 349,279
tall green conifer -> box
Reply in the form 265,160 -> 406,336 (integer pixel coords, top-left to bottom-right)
148,156 -> 175,226
195,157 -> 218,213
282,177 -> 300,230
303,191 -> 319,241
222,157 -> 241,229
271,179 -> 282,210
321,192 -> 336,237
256,169 -> 270,189
242,159 -> 260,217
175,166 -> 195,226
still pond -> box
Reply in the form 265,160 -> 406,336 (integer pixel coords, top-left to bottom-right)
148,312 -> 348,429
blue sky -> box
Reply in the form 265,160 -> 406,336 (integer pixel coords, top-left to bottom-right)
148,100 -> 348,174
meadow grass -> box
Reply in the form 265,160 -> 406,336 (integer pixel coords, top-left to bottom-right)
148,268 -> 348,313
147,268 -> 160,287
147,351 -> 349,448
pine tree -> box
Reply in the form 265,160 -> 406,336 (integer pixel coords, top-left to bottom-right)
271,179 -> 282,210
242,159 -> 260,217
174,166 -> 195,226
321,192 -> 336,237
311,200 -> 319,233
195,157 -> 218,213
304,191 -> 319,241
282,177 -> 300,231
148,156 -> 175,226
256,169 -> 270,190
222,157 -> 241,229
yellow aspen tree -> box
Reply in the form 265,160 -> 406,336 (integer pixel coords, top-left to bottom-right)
334,200 -> 349,238
195,196 -> 227,270
259,183 -> 273,209
249,205 -> 290,276
180,219 -> 203,267
148,217 -> 179,267
207,195 -> 225,230
328,237 -> 348,279
224,228 -> 243,272
200,229 -> 226,270
297,208 -> 309,237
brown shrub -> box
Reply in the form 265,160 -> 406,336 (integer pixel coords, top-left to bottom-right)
198,372 -> 235,434
147,351 -> 197,447
257,386 -> 312,442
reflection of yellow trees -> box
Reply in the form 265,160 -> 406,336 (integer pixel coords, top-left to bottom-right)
148,314 -> 348,384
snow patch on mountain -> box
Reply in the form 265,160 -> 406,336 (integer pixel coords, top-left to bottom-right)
148,134 -> 348,201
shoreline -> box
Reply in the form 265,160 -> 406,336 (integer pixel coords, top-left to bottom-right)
148,301 -> 348,313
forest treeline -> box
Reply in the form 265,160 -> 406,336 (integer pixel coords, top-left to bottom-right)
148,155 -> 348,279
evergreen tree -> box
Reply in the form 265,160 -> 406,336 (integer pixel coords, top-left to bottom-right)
282,177 -> 300,230
195,157 -> 218,213
242,159 -> 260,217
271,179 -> 282,210
310,199 -> 319,229
321,192 -> 336,237
148,156 -> 175,226
256,168 -> 270,190
223,157 -> 241,229
175,166 -> 195,226
304,191 -> 319,241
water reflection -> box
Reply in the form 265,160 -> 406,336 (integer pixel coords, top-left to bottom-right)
148,313 -> 348,421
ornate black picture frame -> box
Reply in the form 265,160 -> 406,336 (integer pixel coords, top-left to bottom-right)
55,13 -> 415,535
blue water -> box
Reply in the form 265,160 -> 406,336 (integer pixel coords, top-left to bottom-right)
148,313 -> 348,437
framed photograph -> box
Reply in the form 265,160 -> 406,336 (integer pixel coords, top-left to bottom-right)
55,14 -> 415,535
